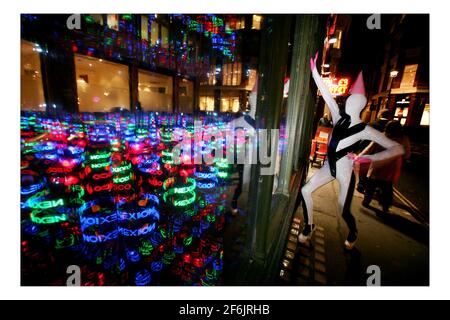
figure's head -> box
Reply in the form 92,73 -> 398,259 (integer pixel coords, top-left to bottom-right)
344,94 -> 367,118
323,113 -> 329,120
345,71 -> 367,118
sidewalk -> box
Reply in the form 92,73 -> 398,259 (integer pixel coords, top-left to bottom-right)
279,167 -> 429,286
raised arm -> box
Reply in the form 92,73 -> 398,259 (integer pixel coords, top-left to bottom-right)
310,52 -> 340,122
360,126 -> 404,162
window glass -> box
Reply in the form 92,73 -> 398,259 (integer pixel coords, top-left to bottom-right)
252,15 -> 262,30
179,79 -> 194,113
222,62 -> 242,86
161,25 -> 169,48
75,54 -> 130,112
107,14 -> 119,30
21,40 -> 45,111
141,15 -> 149,41
151,21 -> 159,45
138,70 -> 173,112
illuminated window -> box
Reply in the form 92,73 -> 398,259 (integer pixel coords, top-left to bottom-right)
21,40 -> 45,111
222,62 -> 242,86
199,96 -> 215,111
220,96 -> 240,113
420,103 -> 430,126
246,69 -> 258,91
138,70 -> 173,112
331,30 -> 342,49
225,16 -> 245,30
161,25 -> 169,49
252,15 -> 262,30
179,79 -> 194,113
75,54 -> 130,112
141,15 -> 149,41
151,21 -> 159,45
85,14 -> 103,25
400,64 -> 418,88
236,16 -> 245,29
107,14 -> 119,31
208,65 -> 216,85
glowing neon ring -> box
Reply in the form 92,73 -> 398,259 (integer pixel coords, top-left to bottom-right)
163,177 -> 196,194
113,174 -> 131,184
30,210 -> 68,224
113,183 -> 132,191
215,160 -> 230,168
135,270 -> 151,286
163,190 -> 196,207
92,172 -> 112,180
120,207 -> 160,221
88,152 -> 111,161
29,198 -> 64,210
80,213 -> 118,230
196,181 -> 217,189
194,171 -> 217,179
119,223 -> 156,237
82,230 -> 119,243
21,181 -> 45,196
112,163 -> 132,173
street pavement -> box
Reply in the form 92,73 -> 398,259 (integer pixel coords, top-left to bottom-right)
279,166 -> 429,286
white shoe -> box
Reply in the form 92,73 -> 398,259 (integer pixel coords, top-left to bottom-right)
344,232 -> 358,250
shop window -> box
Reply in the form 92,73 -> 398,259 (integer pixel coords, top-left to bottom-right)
179,79 -> 194,113
199,96 -> 215,111
400,64 -> 418,89
225,16 -> 245,30
107,14 -> 119,31
331,30 -> 342,50
21,40 -> 45,111
161,25 -> 169,49
151,20 -> 159,45
236,16 -> 245,29
222,62 -> 242,86
220,96 -> 240,113
420,103 -> 430,126
138,70 -> 173,112
75,54 -> 130,112
85,14 -> 103,25
394,97 -> 410,126
245,69 -> 258,91
141,15 -> 149,41
200,65 -> 216,86
252,15 -> 262,30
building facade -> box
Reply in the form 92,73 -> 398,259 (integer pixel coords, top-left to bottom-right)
364,15 -> 429,129
21,14 -> 262,114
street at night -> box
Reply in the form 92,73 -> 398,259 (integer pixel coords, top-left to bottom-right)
18,12 -> 430,288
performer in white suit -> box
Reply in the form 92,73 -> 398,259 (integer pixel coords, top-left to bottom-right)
299,52 -> 404,249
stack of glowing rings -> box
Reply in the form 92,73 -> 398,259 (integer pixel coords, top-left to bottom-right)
163,177 -> 196,207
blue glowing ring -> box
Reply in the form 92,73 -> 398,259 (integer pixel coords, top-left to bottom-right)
142,193 -> 160,206
194,172 -> 217,179
80,212 -> 118,230
135,270 -> 151,286
120,207 -> 160,222
151,261 -> 163,272
196,181 -> 217,190
126,249 -> 141,263
82,230 -> 119,243
21,181 -> 45,196
119,223 -> 156,237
